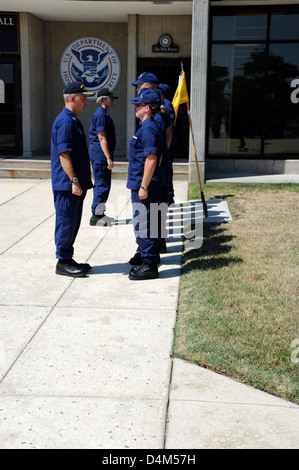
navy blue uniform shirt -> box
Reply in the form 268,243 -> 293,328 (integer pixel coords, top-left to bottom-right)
89,106 -> 116,162
51,107 -> 92,191
127,117 -> 163,190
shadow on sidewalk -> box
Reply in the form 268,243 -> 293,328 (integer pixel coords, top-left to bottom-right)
88,260 -> 182,279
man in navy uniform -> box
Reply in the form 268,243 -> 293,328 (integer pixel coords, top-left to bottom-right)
51,81 -> 93,277
89,87 -> 118,226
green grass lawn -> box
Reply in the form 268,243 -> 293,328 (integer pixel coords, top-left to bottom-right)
173,183 -> 299,404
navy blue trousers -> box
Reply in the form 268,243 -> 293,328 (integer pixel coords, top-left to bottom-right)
131,184 -> 164,265
91,160 -> 111,215
53,190 -> 86,260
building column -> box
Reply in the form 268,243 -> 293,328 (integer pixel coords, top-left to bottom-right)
19,12 -> 45,156
189,0 -> 210,183
19,13 -> 31,155
126,14 -> 138,158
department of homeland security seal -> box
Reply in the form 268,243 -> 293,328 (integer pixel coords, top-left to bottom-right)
60,37 -> 121,96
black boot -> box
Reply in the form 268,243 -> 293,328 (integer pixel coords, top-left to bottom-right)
129,262 -> 159,280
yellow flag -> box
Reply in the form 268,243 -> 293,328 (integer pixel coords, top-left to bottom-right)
172,71 -> 189,120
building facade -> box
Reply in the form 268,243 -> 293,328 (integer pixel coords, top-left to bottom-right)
1,0 -> 299,181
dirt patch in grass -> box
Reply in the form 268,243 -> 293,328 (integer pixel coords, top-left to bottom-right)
173,184 -> 299,404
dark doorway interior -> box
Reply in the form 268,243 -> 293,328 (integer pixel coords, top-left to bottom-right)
0,56 -> 22,156
137,58 -> 191,161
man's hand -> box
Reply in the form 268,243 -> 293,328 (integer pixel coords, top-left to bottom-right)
107,158 -> 114,171
59,152 -> 83,196
138,187 -> 148,200
72,181 -> 83,196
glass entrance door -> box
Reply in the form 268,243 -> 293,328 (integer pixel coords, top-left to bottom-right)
0,57 -> 22,155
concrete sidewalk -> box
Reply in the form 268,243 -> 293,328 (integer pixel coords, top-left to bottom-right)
0,178 -> 298,449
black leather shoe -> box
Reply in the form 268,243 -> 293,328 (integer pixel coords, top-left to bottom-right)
60,258 -> 91,271
78,263 -> 91,271
56,259 -> 89,277
67,258 -> 92,271
90,213 -> 114,226
129,262 -> 159,280
90,214 -> 107,226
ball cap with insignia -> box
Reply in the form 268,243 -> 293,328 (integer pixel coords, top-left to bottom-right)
63,81 -> 94,95
97,87 -> 118,99
130,88 -> 161,105
131,72 -> 158,86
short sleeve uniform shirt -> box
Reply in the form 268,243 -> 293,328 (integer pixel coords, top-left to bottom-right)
127,117 -> 163,191
89,106 -> 116,162
51,107 -> 92,191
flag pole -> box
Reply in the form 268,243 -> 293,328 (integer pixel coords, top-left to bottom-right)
177,61 -> 208,218
172,63 -> 208,217
186,101 -> 208,218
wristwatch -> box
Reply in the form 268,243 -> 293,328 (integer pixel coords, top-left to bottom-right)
71,177 -> 79,183
140,185 -> 148,190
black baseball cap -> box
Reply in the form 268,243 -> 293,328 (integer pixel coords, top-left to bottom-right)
97,88 -> 118,99
63,81 -> 94,95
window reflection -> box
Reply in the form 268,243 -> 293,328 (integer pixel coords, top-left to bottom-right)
212,14 -> 267,41
270,13 -> 299,40
264,44 -> 299,155
209,44 -> 265,157
209,9 -> 299,159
